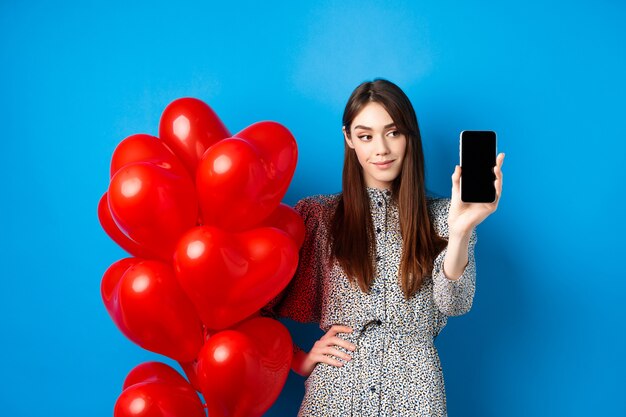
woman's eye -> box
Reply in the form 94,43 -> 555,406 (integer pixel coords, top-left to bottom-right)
388,130 -> 399,137
358,135 -> 372,141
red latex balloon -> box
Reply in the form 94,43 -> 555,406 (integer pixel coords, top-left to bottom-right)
115,362 -> 205,417
196,121 -> 297,231
159,97 -> 230,175
173,225 -> 298,330
101,259 -> 204,362
108,162 -> 198,261
101,257 -> 140,323
196,317 -> 293,417
234,121 -> 298,185
178,360 -> 202,393
110,133 -> 189,179
195,138 -> 264,229
122,362 -> 193,390
259,203 -> 305,249
98,193 -> 160,259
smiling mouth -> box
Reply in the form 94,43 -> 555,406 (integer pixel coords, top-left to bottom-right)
372,160 -> 394,166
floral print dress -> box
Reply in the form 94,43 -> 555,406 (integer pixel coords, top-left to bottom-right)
263,187 -> 477,417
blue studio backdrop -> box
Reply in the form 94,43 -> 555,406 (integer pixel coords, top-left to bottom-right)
1,1 -> 624,416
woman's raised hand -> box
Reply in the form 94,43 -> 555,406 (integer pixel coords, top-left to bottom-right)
298,325 -> 356,377
448,152 -> 505,236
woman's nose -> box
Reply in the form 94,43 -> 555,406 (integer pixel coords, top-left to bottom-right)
374,136 -> 390,155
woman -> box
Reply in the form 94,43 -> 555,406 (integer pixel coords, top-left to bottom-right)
262,78 -> 505,416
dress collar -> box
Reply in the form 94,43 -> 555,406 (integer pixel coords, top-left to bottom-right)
365,186 -> 393,201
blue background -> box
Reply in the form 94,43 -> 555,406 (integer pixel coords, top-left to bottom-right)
1,0 -> 624,416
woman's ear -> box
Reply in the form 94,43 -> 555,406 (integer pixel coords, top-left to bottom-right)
343,126 -> 355,149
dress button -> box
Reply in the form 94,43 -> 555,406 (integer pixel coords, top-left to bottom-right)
370,386 -> 376,393
376,227 -> 381,234
376,255 -> 381,262
375,319 -> 382,325
377,201 -> 383,207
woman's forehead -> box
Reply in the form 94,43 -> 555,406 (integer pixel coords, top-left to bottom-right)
351,102 -> 395,130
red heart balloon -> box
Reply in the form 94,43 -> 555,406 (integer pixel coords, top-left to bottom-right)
159,97 -> 231,175
108,162 -> 198,261
196,138 -> 264,229
101,257 -> 140,323
101,259 -> 204,362
196,317 -> 293,417
173,225 -> 298,330
178,360 -> 203,394
98,193 -> 161,259
234,121 -> 298,187
115,362 -> 205,417
122,362 -> 194,390
258,203 -> 305,249
196,121 -> 297,231
110,133 -> 189,179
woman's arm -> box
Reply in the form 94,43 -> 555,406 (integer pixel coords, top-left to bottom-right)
442,228 -> 473,281
290,325 -> 356,377
432,152 -> 504,316
445,153 -> 504,281
291,343 -> 308,376
432,227 -> 477,316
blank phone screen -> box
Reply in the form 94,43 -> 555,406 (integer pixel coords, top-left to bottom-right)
460,131 -> 496,203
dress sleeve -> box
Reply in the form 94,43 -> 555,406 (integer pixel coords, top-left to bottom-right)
260,197 -> 324,324
431,199 -> 478,317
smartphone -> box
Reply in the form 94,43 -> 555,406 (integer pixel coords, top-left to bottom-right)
460,130 -> 497,203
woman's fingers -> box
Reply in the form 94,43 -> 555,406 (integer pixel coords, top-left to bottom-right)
494,153 -> 504,176
497,152 -> 505,166
452,164 -> 461,183
311,325 -> 358,367
324,324 -> 353,337
322,345 -> 353,361
314,336 -> 356,354
316,354 -> 345,367
309,344 -> 352,367
322,326 -> 356,351
492,153 -> 505,206
329,335 -> 356,351
451,165 -> 461,199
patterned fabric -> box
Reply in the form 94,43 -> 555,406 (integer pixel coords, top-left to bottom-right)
262,187 -> 477,416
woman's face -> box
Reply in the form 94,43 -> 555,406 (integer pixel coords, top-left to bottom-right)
343,101 -> 407,190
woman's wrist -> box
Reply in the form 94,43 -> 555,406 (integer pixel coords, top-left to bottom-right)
291,345 -> 309,376
443,229 -> 472,280
448,223 -> 474,241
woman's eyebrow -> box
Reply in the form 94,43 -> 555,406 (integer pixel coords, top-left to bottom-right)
353,123 -> 396,131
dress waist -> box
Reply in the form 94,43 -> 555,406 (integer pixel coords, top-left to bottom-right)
334,318 -> 435,345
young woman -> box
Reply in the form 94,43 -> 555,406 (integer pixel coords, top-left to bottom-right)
262,78 -> 505,416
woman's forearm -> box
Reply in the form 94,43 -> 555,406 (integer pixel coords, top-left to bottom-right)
442,228 -> 473,280
291,343 -> 308,376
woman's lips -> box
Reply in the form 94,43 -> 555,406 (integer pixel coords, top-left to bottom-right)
372,160 -> 394,169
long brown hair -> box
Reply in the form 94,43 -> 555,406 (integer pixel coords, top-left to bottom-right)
330,78 -> 447,299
